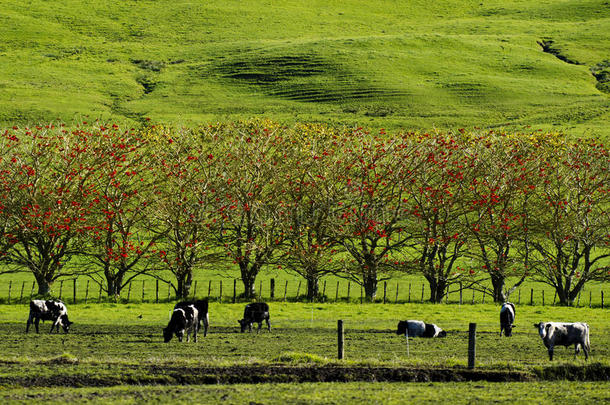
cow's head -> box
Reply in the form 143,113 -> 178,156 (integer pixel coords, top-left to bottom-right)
60,314 -> 73,333
163,327 -> 173,343
436,329 -> 447,338
238,319 -> 250,333
534,322 -> 551,338
396,321 -> 408,335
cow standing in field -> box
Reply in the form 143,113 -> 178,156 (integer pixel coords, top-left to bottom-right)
26,300 -> 73,334
500,302 -> 516,337
396,320 -> 447,338
175,299 -> 209,337
239,302 -> 271,333
163,304 -> 199,343
534,322 -> 590,361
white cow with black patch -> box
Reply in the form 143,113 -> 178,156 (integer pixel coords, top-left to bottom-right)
534,322 -> 590,361
26,299 -> 73,333
500,302 -> 516,337
163,304 -> 199,343
396,320 -> 447,337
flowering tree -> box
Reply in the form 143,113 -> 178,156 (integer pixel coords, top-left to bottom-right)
149,127 -> 223,299
404,133 -> 470,303
528,139 -> 610,305
82,125 -> 163,299
460,134 -> 540,302
279,125 -> 344,300
328,129 -> 419,301
0,125 -> 93,294
210,121 -> 289,299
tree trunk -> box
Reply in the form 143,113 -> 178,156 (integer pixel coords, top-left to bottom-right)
106,273 -> 124,300
306,276 -> 319,301
427,277 -> 447,303
363,275 -> 377,301
176,269 -> 193,299
490,273 -> 507,303
240,262 -> 257,299
33,272 -> 52,296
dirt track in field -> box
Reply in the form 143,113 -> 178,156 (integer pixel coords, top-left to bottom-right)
1,363 -> 607,387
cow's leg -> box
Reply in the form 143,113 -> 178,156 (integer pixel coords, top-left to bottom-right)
26,314 -> 33,333
548,346 -> 554,361
256,322 -> 262,334
202,314 -> 209,337
34,317 -> 41,334
266,318 -> 271,332
51,317 -> 60,333
193,324 -> 198,343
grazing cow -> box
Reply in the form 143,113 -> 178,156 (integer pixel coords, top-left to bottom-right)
500,302 -> 516,337
396,320 -> 447,338
534,322 -> 590,361
238,302 -> 271,333
26,299 -> 73,334
163,304 -> 199,343
175,299 -> 209,337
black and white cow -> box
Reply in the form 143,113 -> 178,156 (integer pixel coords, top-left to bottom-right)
500,302 -> 516,337
534,322 -> 590,361
238,302 -> 271,333
26,299 -> 72,334
163,304 -> 199,343
175,299 -> 209,337
396,320 -> 446,338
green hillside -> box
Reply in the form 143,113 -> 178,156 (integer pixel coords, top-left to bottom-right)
1,0 -> 608,136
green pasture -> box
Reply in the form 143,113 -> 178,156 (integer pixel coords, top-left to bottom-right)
0,302 -> 607,366
0,0 -> 608,137
1,382 -> 609,404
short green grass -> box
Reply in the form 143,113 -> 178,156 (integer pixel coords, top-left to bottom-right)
1,382 -> 609,404
0,0 -> 608,137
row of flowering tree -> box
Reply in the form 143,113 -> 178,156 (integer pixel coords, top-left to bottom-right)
0,122 -> 608,305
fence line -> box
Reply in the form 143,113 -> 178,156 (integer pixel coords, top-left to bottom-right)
0,278 -> 606,308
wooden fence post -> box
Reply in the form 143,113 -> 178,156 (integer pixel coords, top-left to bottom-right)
141,280 -> 145,303
167,283 -> 171,301
19,281 -> 25,303
7,280 -> 12,304
602,291 -> 604,309
59,280 -> 63,300
284,280 -> 288,302
471,288 -> 475,305
459,282 -> 463,305
530,288 -> 533,305
395,282 -> 399,304
233,279 -> 237,303
542,290 -> 545,306
518,288 -> 521,304
360,285 -> 363,304
322,280 -> 327,301
468,323 -> 477,369
208,280 -> 212,298
73,279 -> 77,305
407,282 -> 411,303
84,280 -> 90,304
127,282 -> 132,302
335,281 -> 339,302
337,320 -> 344,360
219,280 -> 223,302
347,282 -> 351,301
589,291 -> 592,308
383,281 -> 387,304
155,280 -> 159,303
420,283 -> 424,303
270,278 -> 275,299
259,280 -> 263,300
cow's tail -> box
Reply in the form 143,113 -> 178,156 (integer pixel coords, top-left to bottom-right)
584,323 -> 591,352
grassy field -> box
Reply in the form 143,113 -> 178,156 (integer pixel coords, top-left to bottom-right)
0,302 -> 607,402
1,0 -> 608,137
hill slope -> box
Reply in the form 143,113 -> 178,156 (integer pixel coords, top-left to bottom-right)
1,0 -> 608,136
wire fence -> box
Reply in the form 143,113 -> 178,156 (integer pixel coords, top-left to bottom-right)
0,277 -> 606,308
